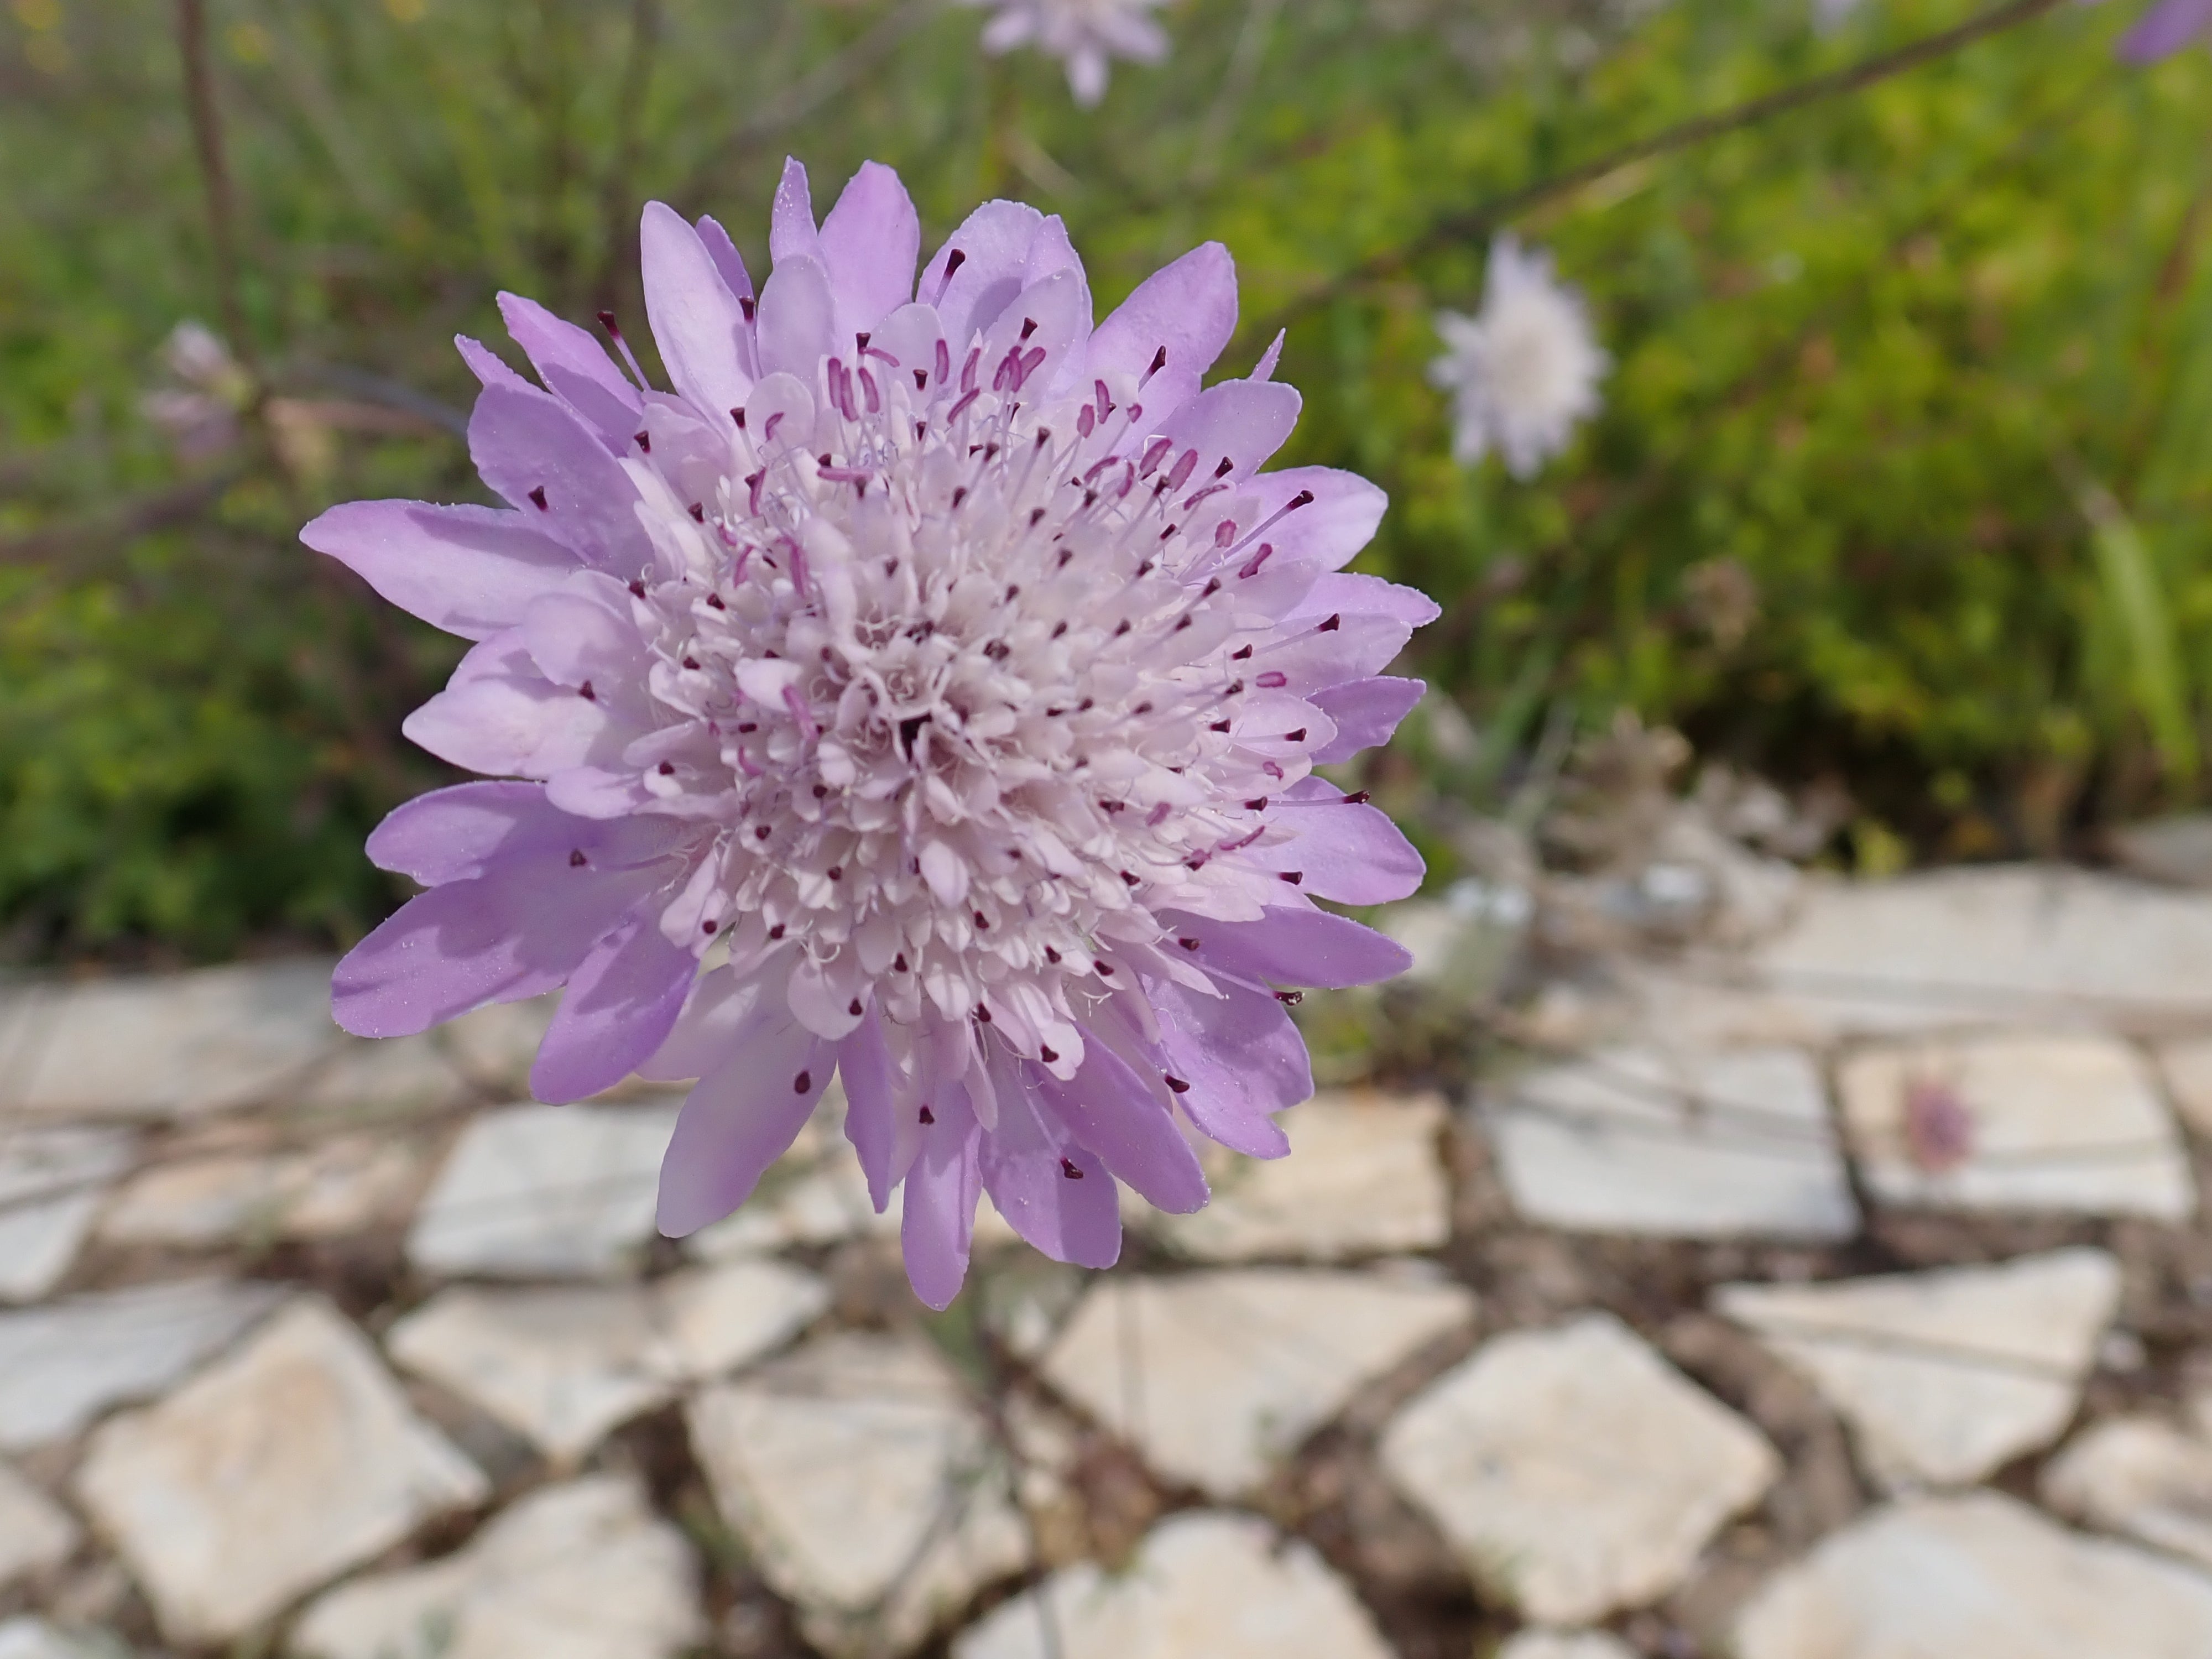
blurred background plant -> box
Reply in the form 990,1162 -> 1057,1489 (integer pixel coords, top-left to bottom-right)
2,0 -> 2208,962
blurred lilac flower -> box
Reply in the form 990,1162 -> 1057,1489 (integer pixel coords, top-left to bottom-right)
964,0 -> 1173,105
1429,234 -> 1608,480
303,159 -> 1433,1307
2117,0 -> 2212,60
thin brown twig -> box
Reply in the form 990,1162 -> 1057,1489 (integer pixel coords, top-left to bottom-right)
1241,0 -> 2075,350
175,0 -> 253,372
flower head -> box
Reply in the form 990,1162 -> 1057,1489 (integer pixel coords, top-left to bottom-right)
964,0 -> 1173,106
305,159 -> 1433,1307
1428,234 -> 1608,480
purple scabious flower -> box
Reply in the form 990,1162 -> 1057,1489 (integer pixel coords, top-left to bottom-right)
304,160 -> 1434,1307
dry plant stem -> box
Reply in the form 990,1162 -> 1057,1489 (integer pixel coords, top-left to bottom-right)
176,0 -> 253,374
1243,0 -> 2076,349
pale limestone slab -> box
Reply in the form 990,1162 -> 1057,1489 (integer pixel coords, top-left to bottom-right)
0,1461 -> 76,1589
1733,1491 -> 2212,1659
0,1277 -> 283,1451
653,1259 -> 832,1379
1379,1312 -> 1778,1625
291,1034 -> 473,1120
439,998 -> 556,1093
1483,1046 -> 1859,1240
98,1136 -> 422,1249
951,1511 -> 1394,1659
388,1261 -> 827,1462
389,1287 -> 670,1465
1040,1268 -> 1476,1497
73,1298 -> 487,1644
0,1621 -> 118,1659
1145,1092 -> 1451,1262
1715,1248 -> 2119,1489
291,1474 -> 702,1659
0,1129 -> 132,1302
2040,1416 -> 2212,1571
406,1100 -> 680,1279
2154,1037 -> 2212,1139
0,961 -> 340,1121
1838,1034 -> 2194,1219
1681,867 -> 2212,1044
687,1332 -> 1029,1657
1496,1635 -> 1640,1659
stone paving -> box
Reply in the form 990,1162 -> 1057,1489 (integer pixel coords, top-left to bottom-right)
8,861 -> 2212,1655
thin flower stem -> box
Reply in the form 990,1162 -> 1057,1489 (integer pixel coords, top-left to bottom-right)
1240,0 -> 2075,350
175,0 -> 253,373
592,0 -> 664,312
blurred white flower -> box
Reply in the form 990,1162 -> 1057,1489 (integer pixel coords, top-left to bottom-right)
966,0 -> 1173,106
142,321 -> 252,461
1429,235 -> 1608,479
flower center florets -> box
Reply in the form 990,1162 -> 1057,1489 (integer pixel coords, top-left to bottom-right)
616,314 -> 1323,1062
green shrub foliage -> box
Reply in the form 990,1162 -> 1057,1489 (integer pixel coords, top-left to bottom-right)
1,0 -> 2207,956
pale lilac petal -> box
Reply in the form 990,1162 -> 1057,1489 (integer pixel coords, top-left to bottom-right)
1067,48 -> 1109,106
1245,790 -> 1426,904
920,201 -> 1048,347
1170,904 -> 1413,989
1027,1038 -> 1209,1213
1022,215 -> 1084,288
1294,572 -> 1442,628
456,335 -> 534,393
695,215 -> 755,301
1088,241 -> 1238,389
332,821 -> 677,1037
755,254 -> 838,384
1142,976 -> 1308,1157
979,8 -> 1035,50
362,781 -> 559,885
521,572 -> 651,692
979,1070 -> 1120,1267
1256,611 -> 1418,696
2121,0 -> 2212,59
1231,467 -> 1387,573
496,292 -> 641,450
839,1009 -> 904,1209
1250,330 -> 1286,383
979,267 -> 1092,400
769,156 -> 820,267
902,1084 -> 983,1309
656,1016 -> 834,1237
1309,676 -> 1425,761
302,500 -> 578,641
530,911 -> 696,1102
468,384 -> 653,573
402,630 -> 617,778
640,966 -> 779,1082
1152,379 -> 1302,486
817,161 -> 922,340
641,201 -> 754,425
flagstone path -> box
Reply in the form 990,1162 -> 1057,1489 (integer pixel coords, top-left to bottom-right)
6,863 -> 2212,1656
